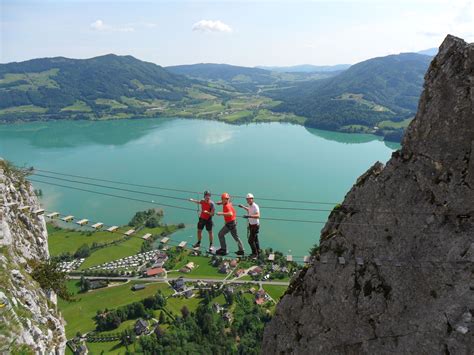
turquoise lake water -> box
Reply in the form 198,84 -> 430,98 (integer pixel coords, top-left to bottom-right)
0,118 -> 398,258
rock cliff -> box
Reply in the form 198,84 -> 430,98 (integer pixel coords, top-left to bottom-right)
263,35 -> 474,354
0,160 -> 66,354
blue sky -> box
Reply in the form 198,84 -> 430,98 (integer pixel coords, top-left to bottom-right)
1,0 -> 473,66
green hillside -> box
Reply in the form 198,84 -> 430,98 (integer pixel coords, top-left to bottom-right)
267,52 -> 432,138
0,54 -> 216,122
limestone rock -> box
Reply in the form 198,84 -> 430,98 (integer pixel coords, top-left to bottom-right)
263,35 -> 474,354
0,160 -> 66,354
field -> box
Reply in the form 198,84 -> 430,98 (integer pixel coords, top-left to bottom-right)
165,295 -> 202,316
60,100 -> 92,112
48,224 -> 174,269
167,255 -> 229,279
82,341 -> 126,354
47,224 -> 128,255
58,280 -> 169,338
377,117 -> 413,129
263,285 -> 287,301
95,98 -> 128,109
0,105 -> 47,115
0,69 -> 59,90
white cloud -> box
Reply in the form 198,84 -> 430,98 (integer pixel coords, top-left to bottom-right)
416,0 -> 474,41
90,19 -> 134,33
192,20 -> 232,33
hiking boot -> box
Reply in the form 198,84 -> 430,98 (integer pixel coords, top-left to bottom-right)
208,245 -> 214,253
216,248 -> 227,256
193,242 -> 201,249
249,254 -> 258,260
236,250 -> 245,256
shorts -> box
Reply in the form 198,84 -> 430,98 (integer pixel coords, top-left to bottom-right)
197,217 -> 213,231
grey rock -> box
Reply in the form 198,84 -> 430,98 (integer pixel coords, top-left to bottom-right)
263,35 -> 474,354
0,162 -> 66,354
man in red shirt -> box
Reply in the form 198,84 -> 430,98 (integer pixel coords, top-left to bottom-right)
189,190 -> 215,251
216,192 -> 244,256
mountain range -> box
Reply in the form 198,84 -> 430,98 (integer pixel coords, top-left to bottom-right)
0,50 -> 435,141
256,64 -> 351,73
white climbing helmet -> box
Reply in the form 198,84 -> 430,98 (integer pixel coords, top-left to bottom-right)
246,193 -> 254,199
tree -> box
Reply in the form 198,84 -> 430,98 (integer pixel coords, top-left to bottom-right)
181,306 -> 190,319
159,311 -> 166,324
31,260 -> 73,301
74,244 -> 91,258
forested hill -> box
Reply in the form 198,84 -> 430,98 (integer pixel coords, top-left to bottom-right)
0,54 -> 203,121
268,52 -> 432,136
167,63 -> 273,82
166,63 -> 337,91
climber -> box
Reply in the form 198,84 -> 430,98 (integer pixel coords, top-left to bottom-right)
188,190 -> 215,252
215,192 -> 245,256
238,193 -> 261,259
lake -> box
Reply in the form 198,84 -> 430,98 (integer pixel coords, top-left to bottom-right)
0,118 -> 398,258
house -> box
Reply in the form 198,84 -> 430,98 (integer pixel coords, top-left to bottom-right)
225,286 -> 234,295
219,262 -> 230,274
185,262 -> 195,270
235,269 -> 245,277
134,318 -> 148,335
180,262 -> 195,273
222,312 -> 232,323
249,266 -> 263,276
255,289 -> 268,305
89,280 -> 107,290
213,303 -> 223,313
74,344 -> 88,355
145,267 -> 165,277
271,264 -> 280,272
229,259 -> 238,268
131,284 -> 146,291
174,277 -> 185,291
184,289 -> 194,298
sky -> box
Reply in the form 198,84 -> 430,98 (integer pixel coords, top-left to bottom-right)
1,0 -> 473,67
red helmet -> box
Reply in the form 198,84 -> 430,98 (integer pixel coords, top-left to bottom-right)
221,192 -> 230,199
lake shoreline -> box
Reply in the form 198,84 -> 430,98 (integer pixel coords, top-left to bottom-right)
0,112 -> 404,143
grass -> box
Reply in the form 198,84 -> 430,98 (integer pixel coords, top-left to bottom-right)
167,255 -> 228,279
95,98 -> 128,109
263,285 -> 288,301
60,100 -> 92,112
165,295 -> 202,316
223,110 -> 253,122
79,237 -> 144,269
0,69 -> 59,90
85,341 -> 126,355
377,117 -> 413,129
47,224 -> 130,256
0,105 -> 47,115
58,280 -> 170,338
120,96 -> 151,107
48,224 -> 172,269
336,93 -> 392,113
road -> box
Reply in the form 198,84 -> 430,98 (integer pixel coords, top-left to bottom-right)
69,275 -> 290,286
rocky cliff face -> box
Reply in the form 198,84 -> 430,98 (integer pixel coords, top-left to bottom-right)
0,161 -> 66,354
263,35 -> 474,354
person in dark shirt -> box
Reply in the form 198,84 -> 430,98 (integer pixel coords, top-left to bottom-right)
189,190 -> 215,252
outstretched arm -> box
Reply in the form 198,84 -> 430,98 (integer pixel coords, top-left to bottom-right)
189,198 -> 200,204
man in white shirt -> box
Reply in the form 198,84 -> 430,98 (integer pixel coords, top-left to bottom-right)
239,193 -> 260,259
